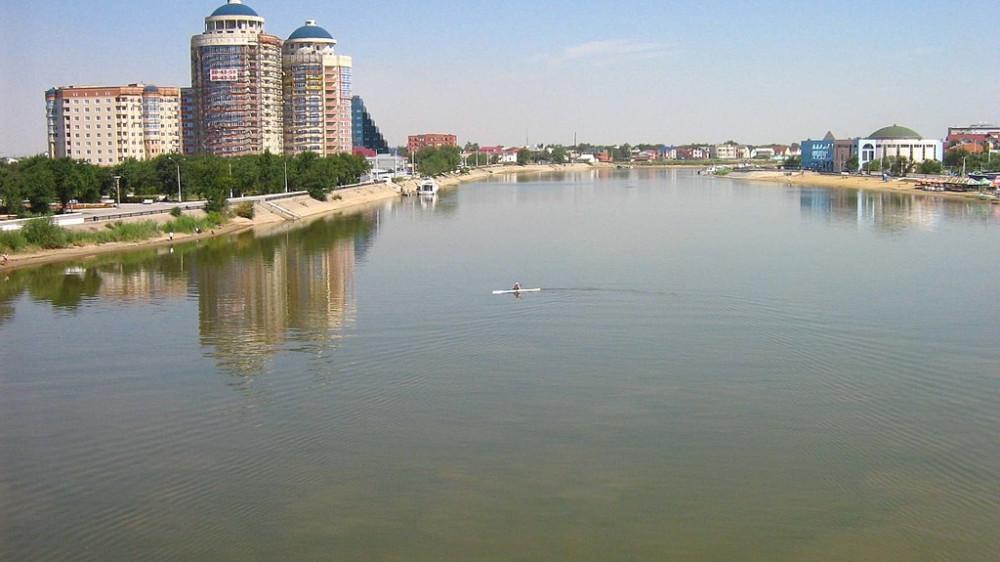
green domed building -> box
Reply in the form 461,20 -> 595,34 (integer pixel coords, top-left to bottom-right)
855,124 -> 942,171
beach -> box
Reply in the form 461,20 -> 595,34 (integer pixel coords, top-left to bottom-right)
1,163 -> 599,270
721,169 -> 992,201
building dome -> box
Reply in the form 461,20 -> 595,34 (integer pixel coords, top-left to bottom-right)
143,85 -> 159,93
869,125 -> 923,140
288,20 -> 334,41
210,0 -> 259,18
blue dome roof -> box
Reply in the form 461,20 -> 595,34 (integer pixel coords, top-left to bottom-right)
210,1 -> 259,18
143,85 -> 159,93
288,21 -> 334,41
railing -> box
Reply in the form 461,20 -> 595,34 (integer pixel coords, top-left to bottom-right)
1,182 -> 390,231
86,203 -> 206,222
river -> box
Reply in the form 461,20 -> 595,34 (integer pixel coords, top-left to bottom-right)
1,168 -> 998,560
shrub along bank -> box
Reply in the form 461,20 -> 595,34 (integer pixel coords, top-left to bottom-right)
0,212 -> 226,254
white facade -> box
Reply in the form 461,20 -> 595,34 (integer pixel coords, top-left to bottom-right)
46,84 -> 181,165
856,138 -> 943,169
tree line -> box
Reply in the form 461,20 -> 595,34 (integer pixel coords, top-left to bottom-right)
0,152 -> 369,217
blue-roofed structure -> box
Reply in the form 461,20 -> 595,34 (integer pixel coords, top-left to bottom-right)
288,22 -> 335,41
210,0 -> 259,18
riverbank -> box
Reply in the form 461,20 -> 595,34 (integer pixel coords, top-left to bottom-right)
435,162 -> 606,188
1,182 -> 403,271
721,169 -> 993,201
1,163 -> 603,271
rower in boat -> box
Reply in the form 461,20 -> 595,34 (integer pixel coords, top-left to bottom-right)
512,282 -> 521,292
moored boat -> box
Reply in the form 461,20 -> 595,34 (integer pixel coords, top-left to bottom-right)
417,178 -> 439,195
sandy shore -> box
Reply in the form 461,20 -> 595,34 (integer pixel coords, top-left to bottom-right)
721,169 -> 992,201
432,162 -> 606,188
1,163 -> 602,270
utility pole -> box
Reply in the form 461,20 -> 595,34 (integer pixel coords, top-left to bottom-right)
168,156 -> 182,202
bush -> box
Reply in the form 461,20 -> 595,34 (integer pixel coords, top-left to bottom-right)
0,230 -> 28,253
308,187 -> 327,201
205,212 -> 226,227
21,218 -> 68,249
233,202 -> 254,219
170,206 -> 183,217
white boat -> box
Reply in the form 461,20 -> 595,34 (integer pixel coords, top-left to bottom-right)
492,288 -> 541,294
417,178 -> 439,195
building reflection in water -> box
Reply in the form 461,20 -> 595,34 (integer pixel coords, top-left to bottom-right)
0,211 -> 377,398
196,217 -> 370,384
798,187 -> 996,232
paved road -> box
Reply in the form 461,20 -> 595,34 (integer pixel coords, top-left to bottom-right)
71,201 -> 205,222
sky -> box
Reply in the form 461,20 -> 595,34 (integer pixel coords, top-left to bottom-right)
1,0 -> 998,157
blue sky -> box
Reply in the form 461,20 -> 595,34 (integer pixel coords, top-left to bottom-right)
2,0 -> 998,156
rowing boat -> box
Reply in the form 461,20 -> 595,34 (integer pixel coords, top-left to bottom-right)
492,288 -> 541,294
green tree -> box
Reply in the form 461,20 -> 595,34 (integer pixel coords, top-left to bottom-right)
19,156 -> 57,215
886,156 -> 914,177
943,148 -> 969,170
157,155 -> 187,201
550,146 -> 568,164
844,155 -> 859,172
517,148 -> 531,165
918,159 -> 943,175
117,157 -> 160,197
415,146 -> 461,176
0,165 -> 28,216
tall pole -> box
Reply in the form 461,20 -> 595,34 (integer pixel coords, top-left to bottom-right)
284,160 -> 288,193
168,157 -> 181,202
113,175 -> 121,208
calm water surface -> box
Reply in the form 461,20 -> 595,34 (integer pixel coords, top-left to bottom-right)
1,169 -> 998,560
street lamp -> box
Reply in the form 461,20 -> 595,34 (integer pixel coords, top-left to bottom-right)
167,156 -> 182,203
112,175 -> 121,208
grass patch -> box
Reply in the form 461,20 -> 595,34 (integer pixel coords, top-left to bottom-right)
163,212 -> 226,234
90,221 -> 161,244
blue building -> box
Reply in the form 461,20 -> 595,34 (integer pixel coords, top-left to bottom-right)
351,96 -> 389,154
801,131 -> 836,172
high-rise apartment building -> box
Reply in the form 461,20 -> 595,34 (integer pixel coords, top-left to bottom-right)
45,1 -> 362,166
45,84 -> 181,165
282,20 -> 353,155
190,0 -> 283,156
352,96 -> 389,154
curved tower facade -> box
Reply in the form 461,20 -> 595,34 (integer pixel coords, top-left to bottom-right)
282,20 -> 353,155
190,0 -> 283,156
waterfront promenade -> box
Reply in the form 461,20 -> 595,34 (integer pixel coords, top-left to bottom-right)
0,163 -> 598,270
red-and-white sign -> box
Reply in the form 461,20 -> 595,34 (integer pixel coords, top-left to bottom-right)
210,68 -> 239,82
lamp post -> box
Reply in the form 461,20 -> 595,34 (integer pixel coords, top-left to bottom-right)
167,156 -> 182,203
112,175 -> 121,208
